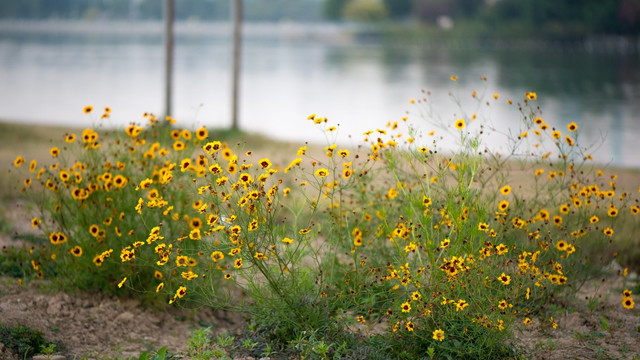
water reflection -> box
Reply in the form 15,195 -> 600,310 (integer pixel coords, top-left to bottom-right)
0,21 -> 639,167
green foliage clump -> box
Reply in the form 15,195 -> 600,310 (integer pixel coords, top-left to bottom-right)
0,324 -> 58,359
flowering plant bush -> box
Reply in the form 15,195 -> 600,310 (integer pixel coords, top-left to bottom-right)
12,113 -> 225,299
11,82 -> 638,358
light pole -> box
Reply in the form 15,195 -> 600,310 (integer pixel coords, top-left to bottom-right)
231,0 -> 243,130
164,0 -> 175,118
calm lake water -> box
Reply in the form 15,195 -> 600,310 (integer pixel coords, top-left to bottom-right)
1,21 -> 639,168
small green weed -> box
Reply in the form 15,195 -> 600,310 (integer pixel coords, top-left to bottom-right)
137,346 -> 173,360
600,315 -> 610,331
187,327 -> 228,360
39,343 -> 57,359
216,333 -> 234,348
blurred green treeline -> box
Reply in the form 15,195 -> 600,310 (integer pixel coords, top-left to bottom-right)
1,0 -> 639,37
328,0 -> 640,37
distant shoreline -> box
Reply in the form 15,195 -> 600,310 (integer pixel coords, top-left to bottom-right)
0,19 -> 356,44
1,19 -> 639,52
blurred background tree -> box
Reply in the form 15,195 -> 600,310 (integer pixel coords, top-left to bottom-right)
342,0 -> 387,22
382,0 -> 412,19
324,0 -> 349,20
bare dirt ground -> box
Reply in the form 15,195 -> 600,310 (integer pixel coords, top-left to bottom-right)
0,276 -> 243,360
514,269 -> 640,360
